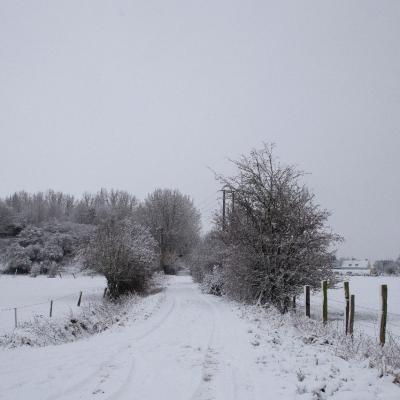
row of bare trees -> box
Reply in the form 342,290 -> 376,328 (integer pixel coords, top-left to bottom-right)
0,189 -> 137,230
1,144 -> 340,304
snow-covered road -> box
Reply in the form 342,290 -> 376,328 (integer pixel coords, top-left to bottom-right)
1,275 -> 399,400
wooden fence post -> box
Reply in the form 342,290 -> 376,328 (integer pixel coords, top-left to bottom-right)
77,291 -> 82,307
103,287 -> 108,298
14,308 -> 17,328
292,295 -> 296,310
344,281 -> 350,334
349,294 -> 355,336
49,300 -> 53,317
380,284 -> 387,346
322,280 -> 328,324
305,285 -> 310,318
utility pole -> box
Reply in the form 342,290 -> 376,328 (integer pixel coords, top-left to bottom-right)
222,189 -> 226,230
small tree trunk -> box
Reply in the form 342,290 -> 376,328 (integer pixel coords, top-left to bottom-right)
282,296 -> 290,314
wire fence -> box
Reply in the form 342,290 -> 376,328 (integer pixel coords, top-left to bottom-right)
299,281 -> 400,346
0,287 -> 106,330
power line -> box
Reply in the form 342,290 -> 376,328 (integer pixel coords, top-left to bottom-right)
196,191 -> 219,208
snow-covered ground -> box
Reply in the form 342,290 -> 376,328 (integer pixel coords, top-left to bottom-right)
0,275 -> 107,334
0,275 -> 399,400
305,276 -> 400,339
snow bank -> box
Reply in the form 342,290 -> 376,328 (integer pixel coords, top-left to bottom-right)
0,273 -> 166,348
0,295 -> 138,348
232,300 -> 400,390
0,274 -> 107,334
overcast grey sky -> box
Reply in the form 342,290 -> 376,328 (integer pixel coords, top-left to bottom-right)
1,1 -> 399,261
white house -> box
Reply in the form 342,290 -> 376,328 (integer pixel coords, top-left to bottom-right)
334,259 -> 371,275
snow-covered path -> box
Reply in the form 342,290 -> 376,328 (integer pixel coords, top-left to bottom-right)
0,276 -> 258,400
1,275 -> 399,400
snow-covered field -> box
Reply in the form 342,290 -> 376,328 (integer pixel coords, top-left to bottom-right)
0,275 -> 107,334
0,275 -> 399,400
306,276 -> 400,339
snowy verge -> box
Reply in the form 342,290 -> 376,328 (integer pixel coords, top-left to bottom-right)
229,300 -> 400,391
291,310 -> 400,376
0,273 -> 167,349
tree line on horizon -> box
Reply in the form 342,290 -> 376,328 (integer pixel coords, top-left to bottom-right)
0,188 -> 201,296
1,144 -> 346,311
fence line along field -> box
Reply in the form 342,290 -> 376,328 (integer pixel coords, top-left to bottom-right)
0,274 -> 107,334
302,275 -> 400,339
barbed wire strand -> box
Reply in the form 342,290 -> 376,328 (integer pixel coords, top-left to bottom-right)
0,287 -> 104,313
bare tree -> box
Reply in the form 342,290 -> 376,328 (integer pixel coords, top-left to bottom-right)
0,200 -> 18,237
209,144 -> 342,312
4,191 -> 75,225
136,189 -> 201,273
73,189 -> 137,225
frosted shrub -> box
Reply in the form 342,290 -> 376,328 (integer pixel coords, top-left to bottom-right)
201,267 -> 224,296
42,242 -> 63,262
212,145 -> 342,312
47,262 -> 58,278
4,243 -> 32,273
30,263 -> 41,277
2,222 -> 92,275
189,231 -> 225,284
84,217 -> 158,297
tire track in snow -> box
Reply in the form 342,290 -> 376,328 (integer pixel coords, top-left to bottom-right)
188,291 -> 219,400
45,294 -> 176,400
105,283 -> 215,400
190,295 -> 256,400
101,297 -> 182,400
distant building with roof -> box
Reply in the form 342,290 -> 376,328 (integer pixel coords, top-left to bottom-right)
334,258 -> 371,275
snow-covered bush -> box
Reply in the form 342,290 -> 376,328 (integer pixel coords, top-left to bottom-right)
47,261 -> 58,278
201,266 -> 224,296
41,242 -> 64,262
4,243 -> 32,273
189,231 -> 225,283
24,244 -> 42,261
2,222 -> 92,275
30,263 -> 41,277
84,217 -> 159,297
209,144 -> 342,312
